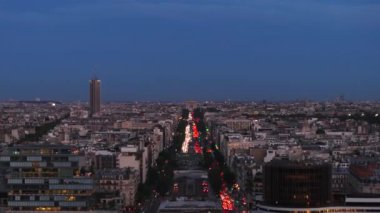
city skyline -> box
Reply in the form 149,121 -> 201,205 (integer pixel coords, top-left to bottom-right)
1,1 -> 380,212
1,0 -> 380,101
2,101 -> 379,212
0,75 -> 378,103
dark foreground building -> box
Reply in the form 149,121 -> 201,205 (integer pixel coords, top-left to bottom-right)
0,143 -> 93,212
264,160 -> 332,208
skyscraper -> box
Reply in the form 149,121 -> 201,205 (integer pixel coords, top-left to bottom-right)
89,77 -> 101,116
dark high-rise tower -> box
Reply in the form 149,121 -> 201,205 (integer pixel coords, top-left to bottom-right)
89,77 -> 101,116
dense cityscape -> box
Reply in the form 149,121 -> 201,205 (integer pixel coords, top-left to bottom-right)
0,78 -> 379,213
2,0 -> 380,212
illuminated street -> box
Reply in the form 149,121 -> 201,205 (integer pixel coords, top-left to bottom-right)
181,124 -> 191,153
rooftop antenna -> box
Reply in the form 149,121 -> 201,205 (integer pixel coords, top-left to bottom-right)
92,65 -> 98,80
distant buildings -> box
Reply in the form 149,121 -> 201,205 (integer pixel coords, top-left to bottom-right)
2,100 -> 380,212
89,77 -> 101,116
185,101 -> 199,111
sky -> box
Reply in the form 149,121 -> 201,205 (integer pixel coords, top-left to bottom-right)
1,0 -> 380,102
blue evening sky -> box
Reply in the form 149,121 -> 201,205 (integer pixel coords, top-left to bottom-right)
0,0 -> 379,101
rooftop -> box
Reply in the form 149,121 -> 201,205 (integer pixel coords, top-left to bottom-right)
350,163 -> 380,180
158,199 -> 221,210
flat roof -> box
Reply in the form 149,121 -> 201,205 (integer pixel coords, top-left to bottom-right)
158,199 -> 221,210
346,197 -> 380,203
174,170 -> 208,179
257,204 -> 380,212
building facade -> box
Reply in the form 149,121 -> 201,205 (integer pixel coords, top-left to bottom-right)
0,143 -> 94,212
96,168 -> 139,207
264,160 -> 332,208
89,78 -> 101,116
